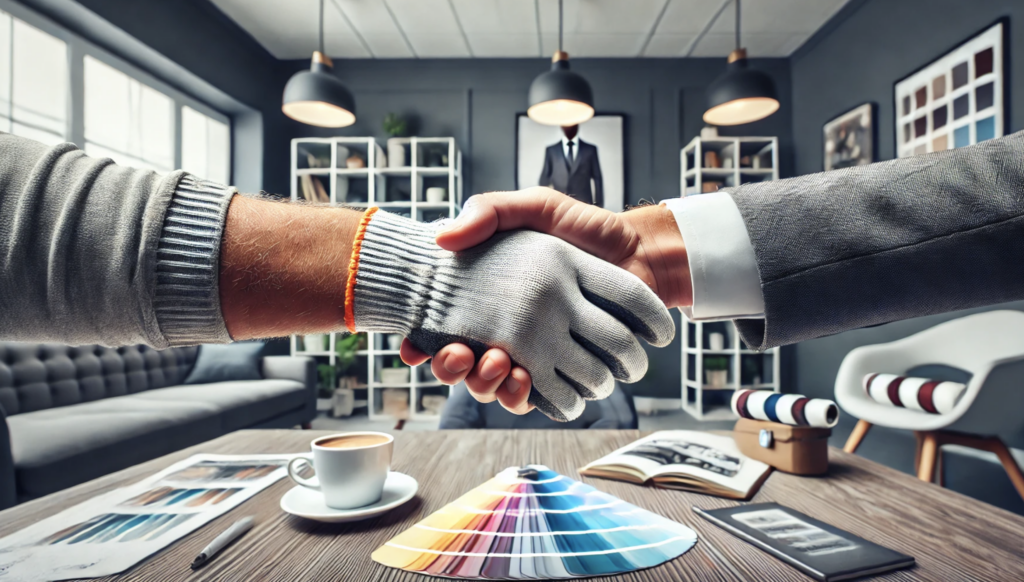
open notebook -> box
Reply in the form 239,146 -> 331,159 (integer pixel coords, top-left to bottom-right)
580,431 -> 771,500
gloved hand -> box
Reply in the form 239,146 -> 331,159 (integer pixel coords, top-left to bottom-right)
347,209 -> 675,422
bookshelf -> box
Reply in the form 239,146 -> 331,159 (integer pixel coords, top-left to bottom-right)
289,136 -> 463,421
679,135 -> 781,420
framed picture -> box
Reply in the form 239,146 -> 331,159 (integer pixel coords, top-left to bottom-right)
894,20 -> 1005,158
823,102 -> 874,171
515,113 -> 625,212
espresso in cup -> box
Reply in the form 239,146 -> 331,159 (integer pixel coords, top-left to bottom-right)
288,432 -> 393,509
318,434 -> 391,449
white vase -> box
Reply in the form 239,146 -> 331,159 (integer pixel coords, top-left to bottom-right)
336,146 -> 349,168
387,139 -> 406,168
380,367 -> 410,385
709,332 -> 725,351
386,334 -> 403,351
425,187 -> 447,203
706,369 -> 728,388
303,334 -> 326,352
336,176 -> 349,203
331,387 -> 355,418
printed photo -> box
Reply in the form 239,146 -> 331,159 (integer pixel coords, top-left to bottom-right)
163,459 -> 286,483
37,513 -> 196,546
120,486 -> 242,508
623,439 -> 741,477
733,508 -> 858,557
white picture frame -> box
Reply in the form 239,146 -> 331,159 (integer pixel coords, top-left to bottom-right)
515,113 -> 625,212
823,102 -> 874,171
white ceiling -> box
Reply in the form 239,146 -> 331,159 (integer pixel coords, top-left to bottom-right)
210,0 -> 852,60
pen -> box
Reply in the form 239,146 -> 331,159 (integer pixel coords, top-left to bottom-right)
190,516 -> 255,570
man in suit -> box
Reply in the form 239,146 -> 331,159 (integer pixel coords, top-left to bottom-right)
538,124 -> 603,207
406,130 -> 1024,414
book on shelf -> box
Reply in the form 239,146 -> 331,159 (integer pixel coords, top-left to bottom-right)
579,430 -> 771,500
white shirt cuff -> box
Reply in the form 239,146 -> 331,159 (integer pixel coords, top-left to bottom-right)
661,193 -> 765,321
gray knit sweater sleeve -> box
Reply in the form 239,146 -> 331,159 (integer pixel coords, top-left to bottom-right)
0,133 -> 235,348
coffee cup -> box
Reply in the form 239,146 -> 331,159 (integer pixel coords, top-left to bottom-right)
287,432 -> 393,509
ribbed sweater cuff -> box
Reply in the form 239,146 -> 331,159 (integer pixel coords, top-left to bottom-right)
153,175 -> 235,346
352,211 -> 442,334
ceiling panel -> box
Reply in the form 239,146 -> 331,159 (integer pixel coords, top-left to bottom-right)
452,0 -> 537,34
655,0 -> 728,34
405,33 -> 471,58
211,0 -> 854,59
467,34 -> 540,58
642,34 -> 697,57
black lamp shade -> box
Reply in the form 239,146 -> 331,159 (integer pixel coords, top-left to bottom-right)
527,55 -> 595,126
283,54 -> 356,128
704,54 -> 779,126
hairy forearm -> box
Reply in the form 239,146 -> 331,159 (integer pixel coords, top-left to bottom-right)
219,195 -> 361,340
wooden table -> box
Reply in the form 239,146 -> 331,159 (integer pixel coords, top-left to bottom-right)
2,430 -> 1023,581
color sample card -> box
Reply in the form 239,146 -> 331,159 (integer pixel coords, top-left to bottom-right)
372,465 -> 697,579
895,21 -> 1002,158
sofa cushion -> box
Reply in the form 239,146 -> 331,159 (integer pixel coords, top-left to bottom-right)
131,379 -> 307,431
184,342 -> 266,385
8,397 -> 221,499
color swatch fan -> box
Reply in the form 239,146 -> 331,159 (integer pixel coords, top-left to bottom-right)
372,465 -> 697,579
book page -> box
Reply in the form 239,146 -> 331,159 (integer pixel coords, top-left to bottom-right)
581,431 -> 769,495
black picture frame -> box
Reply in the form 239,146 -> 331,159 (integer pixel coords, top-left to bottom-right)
822,102 -> 875,171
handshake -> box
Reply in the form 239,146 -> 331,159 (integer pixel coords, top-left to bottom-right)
348,187 -> 690,422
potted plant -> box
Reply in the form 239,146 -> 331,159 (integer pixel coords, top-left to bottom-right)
330,333 -> 364,417
704,356 -> 730,388
380,357 -> 410,385
383,113 -> 408,169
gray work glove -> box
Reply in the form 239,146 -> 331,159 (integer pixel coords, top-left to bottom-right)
349,210 -> 675,422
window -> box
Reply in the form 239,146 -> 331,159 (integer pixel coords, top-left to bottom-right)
181,105 -> 230,184
0,10 -> 67,145
84,56 -> 174,172
0,6 -> 232,181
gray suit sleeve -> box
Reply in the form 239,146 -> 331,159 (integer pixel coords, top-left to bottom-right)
728,130 -> 1024,350
539,148 -> 553,187
590,147 -> 604,208
0,133 -> 235,348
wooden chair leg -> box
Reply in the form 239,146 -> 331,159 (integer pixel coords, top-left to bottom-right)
913,431 -> 924,472
917,432 -> 939,482
989,438 -> 1024,502
935,446 -> 945,487
844,420 -> 872,453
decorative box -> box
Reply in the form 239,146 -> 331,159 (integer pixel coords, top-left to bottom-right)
733,418 -> 831,475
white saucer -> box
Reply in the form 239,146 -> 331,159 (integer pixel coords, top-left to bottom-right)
280,472 -> 418,523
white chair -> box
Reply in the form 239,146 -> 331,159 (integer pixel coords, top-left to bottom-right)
835,310 -> 1024,500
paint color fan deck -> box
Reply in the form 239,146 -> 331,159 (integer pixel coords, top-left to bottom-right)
372,465 -> 697,579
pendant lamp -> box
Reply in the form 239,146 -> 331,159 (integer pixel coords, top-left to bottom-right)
282,0 -> 356,128
527,0 -> 594,126
703,0 -> 779,126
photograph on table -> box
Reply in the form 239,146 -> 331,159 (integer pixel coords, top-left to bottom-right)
36,513 -> 197,546
120,486 -> 243,508
163,459 -> 287,483
894,20 -> 1004,158
823,103 -> 874,171
515,113 -> 625,212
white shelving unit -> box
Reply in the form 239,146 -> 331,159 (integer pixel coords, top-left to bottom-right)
679,135 -> 781,420
681,135 -> 779,196
289,136 -> 463,421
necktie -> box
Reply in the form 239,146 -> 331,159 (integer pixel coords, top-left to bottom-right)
566,140 -> 575,166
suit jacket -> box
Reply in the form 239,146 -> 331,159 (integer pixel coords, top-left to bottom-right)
729,130 -> 1024,350
538,139 -> 603,207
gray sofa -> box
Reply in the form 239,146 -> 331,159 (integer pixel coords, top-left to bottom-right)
0,342 -> 315,509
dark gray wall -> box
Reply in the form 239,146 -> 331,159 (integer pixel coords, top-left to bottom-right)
283,56 -> 793,396
789,0 -> 1024,445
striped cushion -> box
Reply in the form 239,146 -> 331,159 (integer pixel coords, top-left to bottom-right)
863,373 -> 966,414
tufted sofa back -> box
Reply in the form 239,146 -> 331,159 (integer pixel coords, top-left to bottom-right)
0,343 -> 199,416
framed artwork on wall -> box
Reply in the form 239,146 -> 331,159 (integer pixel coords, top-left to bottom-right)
894,20 -> 1005,158
823,102 -> 874,171
515,113 -> 625,212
